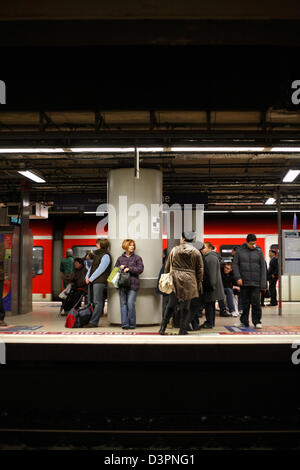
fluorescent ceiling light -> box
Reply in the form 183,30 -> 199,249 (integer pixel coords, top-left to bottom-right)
138,147 -> 164,152
232,210 -> 276,213
0,148 -> 64,153
283,170 -> 300,183
83,211 -> 108,214
271,147 -> 300,152
70,147 -> 135,152
170,147 -> 265,152
204,210 -> 229,213
265,198 -> 276,205
18,170 -> 46,183
230,210 -> 300,214
71,147 -> 164,153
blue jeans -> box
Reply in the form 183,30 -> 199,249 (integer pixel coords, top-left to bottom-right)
119,288 -> 137,328
90,283 -> 106,326
224,287 -> 236,313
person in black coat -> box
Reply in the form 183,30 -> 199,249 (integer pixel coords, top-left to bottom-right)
157,249 -> 170,318
188,242 -> 208,330
200,241 -> 225,329
233,234 -> 267,328
267,249 -> 279,306
61,258 -> 88,314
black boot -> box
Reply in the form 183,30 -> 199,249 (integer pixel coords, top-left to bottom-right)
179,329 -> 188,335
159,322 -> 167,335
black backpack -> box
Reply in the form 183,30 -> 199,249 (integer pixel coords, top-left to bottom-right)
65,304 -> 93,328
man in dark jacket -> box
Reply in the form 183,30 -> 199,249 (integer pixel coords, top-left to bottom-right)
60,248 -> 74,288
200,241 -> 225,329
267,249 -> 279,306
61,258 -> 88,314
233,233 -> 267,328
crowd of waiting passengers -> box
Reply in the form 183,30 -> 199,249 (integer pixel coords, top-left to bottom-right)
52,232 -> 279,334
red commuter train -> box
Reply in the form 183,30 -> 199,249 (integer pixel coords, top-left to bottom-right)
30,213 -> 295,301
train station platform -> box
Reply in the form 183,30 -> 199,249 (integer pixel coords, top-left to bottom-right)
1,301 -> 300,365
1,301 -> 300,345
1,302 -> 300,450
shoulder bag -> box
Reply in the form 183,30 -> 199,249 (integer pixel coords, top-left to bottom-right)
158,254 -> 174,294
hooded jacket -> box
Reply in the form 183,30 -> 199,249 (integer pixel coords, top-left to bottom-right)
164,242 -> 204,301
233,242 -> 267,290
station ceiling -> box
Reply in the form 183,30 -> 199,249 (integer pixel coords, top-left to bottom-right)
1,108 -> 300,212
1,4 -> 300,212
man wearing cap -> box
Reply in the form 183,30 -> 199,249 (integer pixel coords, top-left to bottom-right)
233,233 -> 267,329
159,231 -> 204,335
60,248 -> 74,288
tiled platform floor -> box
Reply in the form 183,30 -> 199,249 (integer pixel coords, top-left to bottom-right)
1,301 -> 300,344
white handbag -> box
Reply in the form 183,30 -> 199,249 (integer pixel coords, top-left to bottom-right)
158,255 -> 173,294
58,283 -> 72,299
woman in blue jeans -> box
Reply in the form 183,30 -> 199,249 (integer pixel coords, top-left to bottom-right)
115,239 -> 144,329
85,238 -> 111,327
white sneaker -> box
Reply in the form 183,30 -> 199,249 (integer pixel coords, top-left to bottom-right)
235,322 -> 249,328
231,311 -> 240,317
255,323 -> 262,329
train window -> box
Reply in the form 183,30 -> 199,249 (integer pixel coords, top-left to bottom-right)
32,246 -> 43,277
219,244 -> 241,262
72,245 -> 95,259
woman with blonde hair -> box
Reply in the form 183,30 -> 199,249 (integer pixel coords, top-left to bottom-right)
115,239 -> 144,329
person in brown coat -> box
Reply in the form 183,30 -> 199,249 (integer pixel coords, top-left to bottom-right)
159,231 -> 204,335
0,241 -> 7,326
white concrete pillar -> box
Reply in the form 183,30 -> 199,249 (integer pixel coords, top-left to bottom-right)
107,168 -> 162,325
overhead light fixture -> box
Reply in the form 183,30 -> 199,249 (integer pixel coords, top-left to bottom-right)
70,147 -> 135,153
265,197 -> 276,205
282,170 -> 300,182
83,211 -> 108,214
271,147 -> 300,152
2,145 -> 299,154
18,170 -> 46,183
0,148 -> 64,153
170,147 -> 265,152
70,147 -> 164,153
138,147 -> 164,152
232,210 -> 276,213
